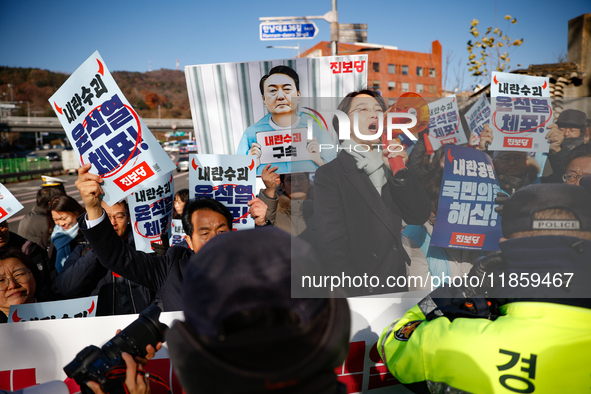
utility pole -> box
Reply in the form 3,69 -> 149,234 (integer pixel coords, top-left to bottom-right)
330,0 -> 338,56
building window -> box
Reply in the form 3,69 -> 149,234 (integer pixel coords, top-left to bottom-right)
388,81 -> 396,91
402,82 -> 409,93
373,62 -> 380,72
429,84 -> 437,94
402,65 -> 409,75
417,67 -> 423,77
388,64 -> 396,74
429,68 -> 436,78
372,80 -> 381,90
416,83 -> 424,93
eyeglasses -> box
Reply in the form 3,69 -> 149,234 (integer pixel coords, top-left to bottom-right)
107,213 -> 127,222
497,156 -> 527,164
562,173 -> 587,184
0,270 -> 31,291
284,175 -> 309,185
348,105 -> 384,116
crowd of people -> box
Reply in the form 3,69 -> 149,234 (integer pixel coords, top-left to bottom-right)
1,72 -> 590,393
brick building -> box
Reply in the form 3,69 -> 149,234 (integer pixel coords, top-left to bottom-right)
301,40 -> 442,104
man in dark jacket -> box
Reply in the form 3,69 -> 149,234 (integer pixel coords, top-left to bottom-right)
74,163 -> 268,312
55,200 -> 155,316
17,177 -> 66,249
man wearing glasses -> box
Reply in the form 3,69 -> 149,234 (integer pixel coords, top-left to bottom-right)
56,200 -> 155,316
562,144 -> 591,186
493,151 -> 540,195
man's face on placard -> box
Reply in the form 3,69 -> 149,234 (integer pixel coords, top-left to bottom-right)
262,73 -> 300,117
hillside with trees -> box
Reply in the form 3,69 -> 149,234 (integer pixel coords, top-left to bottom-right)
0,66 -> 191,119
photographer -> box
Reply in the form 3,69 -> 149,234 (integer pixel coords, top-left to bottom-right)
378,183 -> 591,393
166,227 -> 351,394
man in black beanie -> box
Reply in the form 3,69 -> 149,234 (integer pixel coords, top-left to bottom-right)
166,227 -> 351,394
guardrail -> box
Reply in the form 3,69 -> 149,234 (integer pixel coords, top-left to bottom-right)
0,158 -> 63,183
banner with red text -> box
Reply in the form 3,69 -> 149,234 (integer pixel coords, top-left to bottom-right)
49,51 -> 176,205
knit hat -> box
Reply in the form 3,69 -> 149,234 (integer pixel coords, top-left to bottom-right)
502,183 -> 591,237
556,109 -> 587,129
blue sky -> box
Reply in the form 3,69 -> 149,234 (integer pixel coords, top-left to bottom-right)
1,0 -> 589,90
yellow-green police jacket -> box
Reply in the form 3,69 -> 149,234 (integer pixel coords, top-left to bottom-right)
378,301 -> 591,394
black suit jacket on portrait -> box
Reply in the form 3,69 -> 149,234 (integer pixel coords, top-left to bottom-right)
313,150 -> 431,296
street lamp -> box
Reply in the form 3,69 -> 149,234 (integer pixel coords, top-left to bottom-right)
266,43 -> 301,57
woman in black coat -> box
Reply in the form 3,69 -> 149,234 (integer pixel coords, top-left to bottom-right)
313,90 -> 431,297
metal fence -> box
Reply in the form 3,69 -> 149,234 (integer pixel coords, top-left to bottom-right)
0,158 -> 54,183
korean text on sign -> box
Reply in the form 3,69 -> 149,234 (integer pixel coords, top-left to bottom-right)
256,129 -> 311,165
189,155 -> 256,231
329,60 -> 366,74
464,94 -> 491,146
431,145 -> 503,251
128,172 -> 174,253
489,71 -> 553,153
49,51 -> 176,205
426,95 -> 467,151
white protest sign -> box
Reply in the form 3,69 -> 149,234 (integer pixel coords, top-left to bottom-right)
256,128 -> 312,165
8,296 -> 98,323
49,51 -> 176,205
169,219 -> 186,246
0,183 -> 23,223
426,95 -> 467,151
488,71 -> 553,152
464,95 -> 491,146
127,171 -> 174,253
0,295 -> 426,393
188,154 -> 256,231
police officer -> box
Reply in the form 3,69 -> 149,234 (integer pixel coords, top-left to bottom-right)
378,183 -> 591,393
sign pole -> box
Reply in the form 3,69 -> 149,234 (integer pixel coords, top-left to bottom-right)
330,0 -> 338,56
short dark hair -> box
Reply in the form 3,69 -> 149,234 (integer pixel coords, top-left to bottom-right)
48,195 -> 86,234
182,198 -> 233,236
565,143 -> 591,169
175,189 -> 190,203
259,65 -> 300,95
49,195 -> 85,216
333,90 -> 387,142
36,186 -> 66,209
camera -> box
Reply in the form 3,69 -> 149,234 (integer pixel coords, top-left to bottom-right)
64,305 -> 169,394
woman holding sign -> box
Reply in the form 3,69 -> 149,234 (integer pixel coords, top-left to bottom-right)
313,90 -> 431,297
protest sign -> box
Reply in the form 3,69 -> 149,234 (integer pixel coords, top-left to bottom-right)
185,55 -> 367,175
488,71 -> 553,153
0,183 -> 23,222
426,95 -> 468,151
431,145 -> 502,251
256,128 -> 312,165
128,172 -> 174,253
0,294 -> 426,393
170,219 -> 186,246
464,94 -> 491,146
8,296 -> 98,322
49,51 -> 176,204
189,154 -> 256,230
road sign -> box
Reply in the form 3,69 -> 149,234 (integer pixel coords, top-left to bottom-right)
260,21 -> 319,40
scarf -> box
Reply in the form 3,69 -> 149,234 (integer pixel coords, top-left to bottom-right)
341,139 -> 387,195
51,223 -> 79,274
